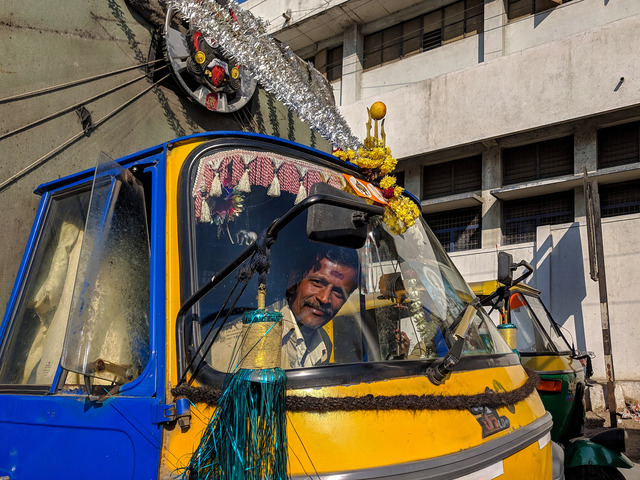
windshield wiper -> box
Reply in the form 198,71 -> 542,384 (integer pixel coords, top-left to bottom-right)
426,298 -> 480,385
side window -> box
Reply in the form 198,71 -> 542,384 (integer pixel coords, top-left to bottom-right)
0,191 -> 90,385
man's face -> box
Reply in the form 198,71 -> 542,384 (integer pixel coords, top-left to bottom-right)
288,257 -> 357,329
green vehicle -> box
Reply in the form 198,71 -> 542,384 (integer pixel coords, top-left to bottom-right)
471,252 -> 633,480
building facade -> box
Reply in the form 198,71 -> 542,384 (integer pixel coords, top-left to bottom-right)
245,0 -> 640,403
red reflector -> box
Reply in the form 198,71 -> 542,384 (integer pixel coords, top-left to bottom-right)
537,379 -> 562,393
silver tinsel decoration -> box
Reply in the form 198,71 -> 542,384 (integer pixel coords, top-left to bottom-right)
170,0 -> 361,150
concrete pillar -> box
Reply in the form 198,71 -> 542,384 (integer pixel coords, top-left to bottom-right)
341,23 -> 363,105
534,224 -> 553,305
574,120 -> 598,222
483,0 -> 506,61
481,145 -> 503,248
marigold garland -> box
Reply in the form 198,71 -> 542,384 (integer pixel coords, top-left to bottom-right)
334,140 -> 420,235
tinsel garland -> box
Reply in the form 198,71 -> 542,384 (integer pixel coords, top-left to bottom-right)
170,0 -> 361,150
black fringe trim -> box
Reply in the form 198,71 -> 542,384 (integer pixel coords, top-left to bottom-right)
171,368 -> 540,412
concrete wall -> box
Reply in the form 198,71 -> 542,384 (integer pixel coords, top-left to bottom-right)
503,0 -> 640,56
450,214 -> 640,384
340,11 -> 640,158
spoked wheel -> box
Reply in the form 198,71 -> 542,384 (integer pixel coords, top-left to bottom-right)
565,465 -> 626,480
164,7 -> 257,112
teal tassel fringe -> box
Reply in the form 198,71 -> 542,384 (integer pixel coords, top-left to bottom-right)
181,368 -> 288,479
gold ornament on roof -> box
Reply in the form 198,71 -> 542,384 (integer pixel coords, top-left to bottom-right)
333,101 -> 420,235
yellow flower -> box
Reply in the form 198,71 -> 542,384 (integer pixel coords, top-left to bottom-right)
333,139 -> 418,235
379,176 -> 396,189
379,155 -> 397,175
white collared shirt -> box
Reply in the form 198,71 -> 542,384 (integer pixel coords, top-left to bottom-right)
280,305 -> 332,369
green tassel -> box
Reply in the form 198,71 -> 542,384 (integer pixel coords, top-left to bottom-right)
182,306 -> 287,479
182,368 -> 288,479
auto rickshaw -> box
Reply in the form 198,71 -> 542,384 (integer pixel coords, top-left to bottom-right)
0,130 -> 561,479
471,252 -> 634,479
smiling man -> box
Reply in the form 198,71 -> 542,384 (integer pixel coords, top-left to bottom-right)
281,246 -> 359,369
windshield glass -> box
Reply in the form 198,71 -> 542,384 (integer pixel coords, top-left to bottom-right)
184,146 -> 512,374
524,294 -> 572,353
508,293 -> 556,353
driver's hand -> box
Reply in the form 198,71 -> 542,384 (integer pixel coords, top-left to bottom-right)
395,329 -> 409,357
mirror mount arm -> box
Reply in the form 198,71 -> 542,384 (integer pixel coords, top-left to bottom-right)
511,259 -> 533,286
266,193 -> 384,239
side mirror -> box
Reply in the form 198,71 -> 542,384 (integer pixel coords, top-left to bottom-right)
306,182 -> 372,249
497,251 -> 534,287
497,251 -> 514,286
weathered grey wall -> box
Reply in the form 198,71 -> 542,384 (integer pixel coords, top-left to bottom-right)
0,0 -> 328,312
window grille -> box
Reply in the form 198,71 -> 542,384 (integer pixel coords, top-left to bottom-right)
598,121 -> 640,169
425,207 -> 481,252
600,180 -> 640,218
503,191 -> 574,244
363,0 -> 484,70
308,45 -> 343,82
422,156 -> 482,200
326,45 -> 343,82
503,136 -> 573,185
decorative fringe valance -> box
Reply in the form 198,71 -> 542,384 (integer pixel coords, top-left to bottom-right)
192,149 -> 345,223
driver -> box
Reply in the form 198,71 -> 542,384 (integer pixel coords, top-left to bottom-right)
280,246 -> 359,368
210,245 -> 359,371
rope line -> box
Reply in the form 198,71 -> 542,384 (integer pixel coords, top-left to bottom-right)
171,368 -> 540,412
0,59 -> 164,104
0,64 -> 167,142
0,73 -> 171,194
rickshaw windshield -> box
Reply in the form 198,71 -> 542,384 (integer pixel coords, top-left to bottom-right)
523,294 -> 572,353
508,292 -> 558,353
184,146 -> 511,374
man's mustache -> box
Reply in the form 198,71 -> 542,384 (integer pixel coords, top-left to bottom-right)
303,299 -> 333,317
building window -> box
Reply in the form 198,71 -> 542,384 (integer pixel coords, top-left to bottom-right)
503,191 -> 574,244
425,207 -> 482,252
326,45 -> 343,82
309,45 -> 343,82
422,155 -> 482,200
600,180 -> 640,218
503,136 -> 573,186
425,207 -> 481,252
363,0 -> 483,70
395,171 -> 405,188
598,121 -> 640,169
507,0 -> 572,20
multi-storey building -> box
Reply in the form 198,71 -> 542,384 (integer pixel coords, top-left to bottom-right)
245,0 -> 640,404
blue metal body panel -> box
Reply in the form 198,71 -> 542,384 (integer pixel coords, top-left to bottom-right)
0,394 -> 164,479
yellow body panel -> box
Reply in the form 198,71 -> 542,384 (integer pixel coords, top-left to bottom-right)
501,439 -> 553,479
159,139 -> 552,478
523,354 -> 575,373
469,280 -> 541,298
